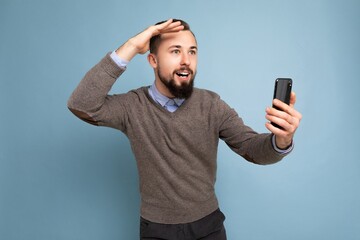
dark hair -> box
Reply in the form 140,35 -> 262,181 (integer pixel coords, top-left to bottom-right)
149,19 -> 195,54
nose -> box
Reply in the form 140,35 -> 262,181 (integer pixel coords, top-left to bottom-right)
180,52 -> 190,66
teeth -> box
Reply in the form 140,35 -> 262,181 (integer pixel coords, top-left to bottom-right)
177,72 -> 189,77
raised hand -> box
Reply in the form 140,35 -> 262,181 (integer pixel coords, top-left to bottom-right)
115,19 -> 184,61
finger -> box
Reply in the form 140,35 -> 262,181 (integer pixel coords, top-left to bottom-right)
272,91 -> 296,110
157,19 -> 174,29
161,21 -> 184,33
265,111 -> 291,130
167,24 -> 185,32
148,19 -> 173,35
289,91 -> 296,108
151,22 -> 183,37
265,115 -> 297,138
157,19 -> 182,31
277,102 -> 302,122
266,107 -> 299,130
265,121 -> 287,136
272,99 -> 300,120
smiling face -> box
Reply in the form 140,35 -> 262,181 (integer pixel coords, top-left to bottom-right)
148,30 -> 198,99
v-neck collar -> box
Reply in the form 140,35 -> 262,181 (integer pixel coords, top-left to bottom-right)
144,86 -> 192,115
148,82 -> 185,108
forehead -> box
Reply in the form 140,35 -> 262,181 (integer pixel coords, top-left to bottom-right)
158,30 -> 197,49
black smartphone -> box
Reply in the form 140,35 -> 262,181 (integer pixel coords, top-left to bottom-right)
271,78 -> 292,129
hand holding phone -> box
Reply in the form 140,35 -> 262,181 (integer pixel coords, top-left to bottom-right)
271,78 -> 292,129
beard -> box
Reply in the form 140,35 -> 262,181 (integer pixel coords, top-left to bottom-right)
157,66 -> 196,99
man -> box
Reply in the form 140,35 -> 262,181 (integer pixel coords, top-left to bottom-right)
68,19 -> 302,240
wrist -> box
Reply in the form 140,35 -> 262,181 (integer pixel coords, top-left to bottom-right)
115,40 -> 139,62
272,135 -> 294,154
275,136 -> 292,150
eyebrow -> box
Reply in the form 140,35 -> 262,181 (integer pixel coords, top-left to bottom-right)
168,45 -> 198,50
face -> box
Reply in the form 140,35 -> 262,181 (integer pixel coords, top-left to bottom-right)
149,30 -> 198,99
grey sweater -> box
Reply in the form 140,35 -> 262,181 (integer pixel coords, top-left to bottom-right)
68,53 -> 287,224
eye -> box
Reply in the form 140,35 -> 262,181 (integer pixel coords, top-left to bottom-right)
189,50 -> 197,55
171,49 -> 180,54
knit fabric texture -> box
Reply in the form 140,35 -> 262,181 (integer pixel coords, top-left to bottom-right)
68,53 -> 287,224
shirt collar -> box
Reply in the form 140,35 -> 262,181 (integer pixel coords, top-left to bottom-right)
149,82 -> 185,107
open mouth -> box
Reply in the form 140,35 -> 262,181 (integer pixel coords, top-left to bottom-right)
175,68 -> 192,80
176,71 -> 190,78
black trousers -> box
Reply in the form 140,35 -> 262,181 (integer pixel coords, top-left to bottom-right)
140,208 -> 227,240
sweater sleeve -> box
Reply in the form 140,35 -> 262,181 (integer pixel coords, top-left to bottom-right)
67,53 -> 128,130
217,97 -> 288,165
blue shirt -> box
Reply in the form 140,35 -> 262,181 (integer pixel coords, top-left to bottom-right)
148,83 -> 185,112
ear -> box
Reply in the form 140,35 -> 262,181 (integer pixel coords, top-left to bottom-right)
147,53 -> 157,68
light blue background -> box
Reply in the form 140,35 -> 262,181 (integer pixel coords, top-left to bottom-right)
1,0 -> 359,239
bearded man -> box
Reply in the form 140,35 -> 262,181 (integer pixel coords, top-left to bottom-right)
68,19 -> 302,240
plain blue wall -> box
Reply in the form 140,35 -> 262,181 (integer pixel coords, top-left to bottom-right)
1,0 -> 359,239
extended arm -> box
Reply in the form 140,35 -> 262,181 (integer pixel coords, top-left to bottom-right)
218,98 -> 287,165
